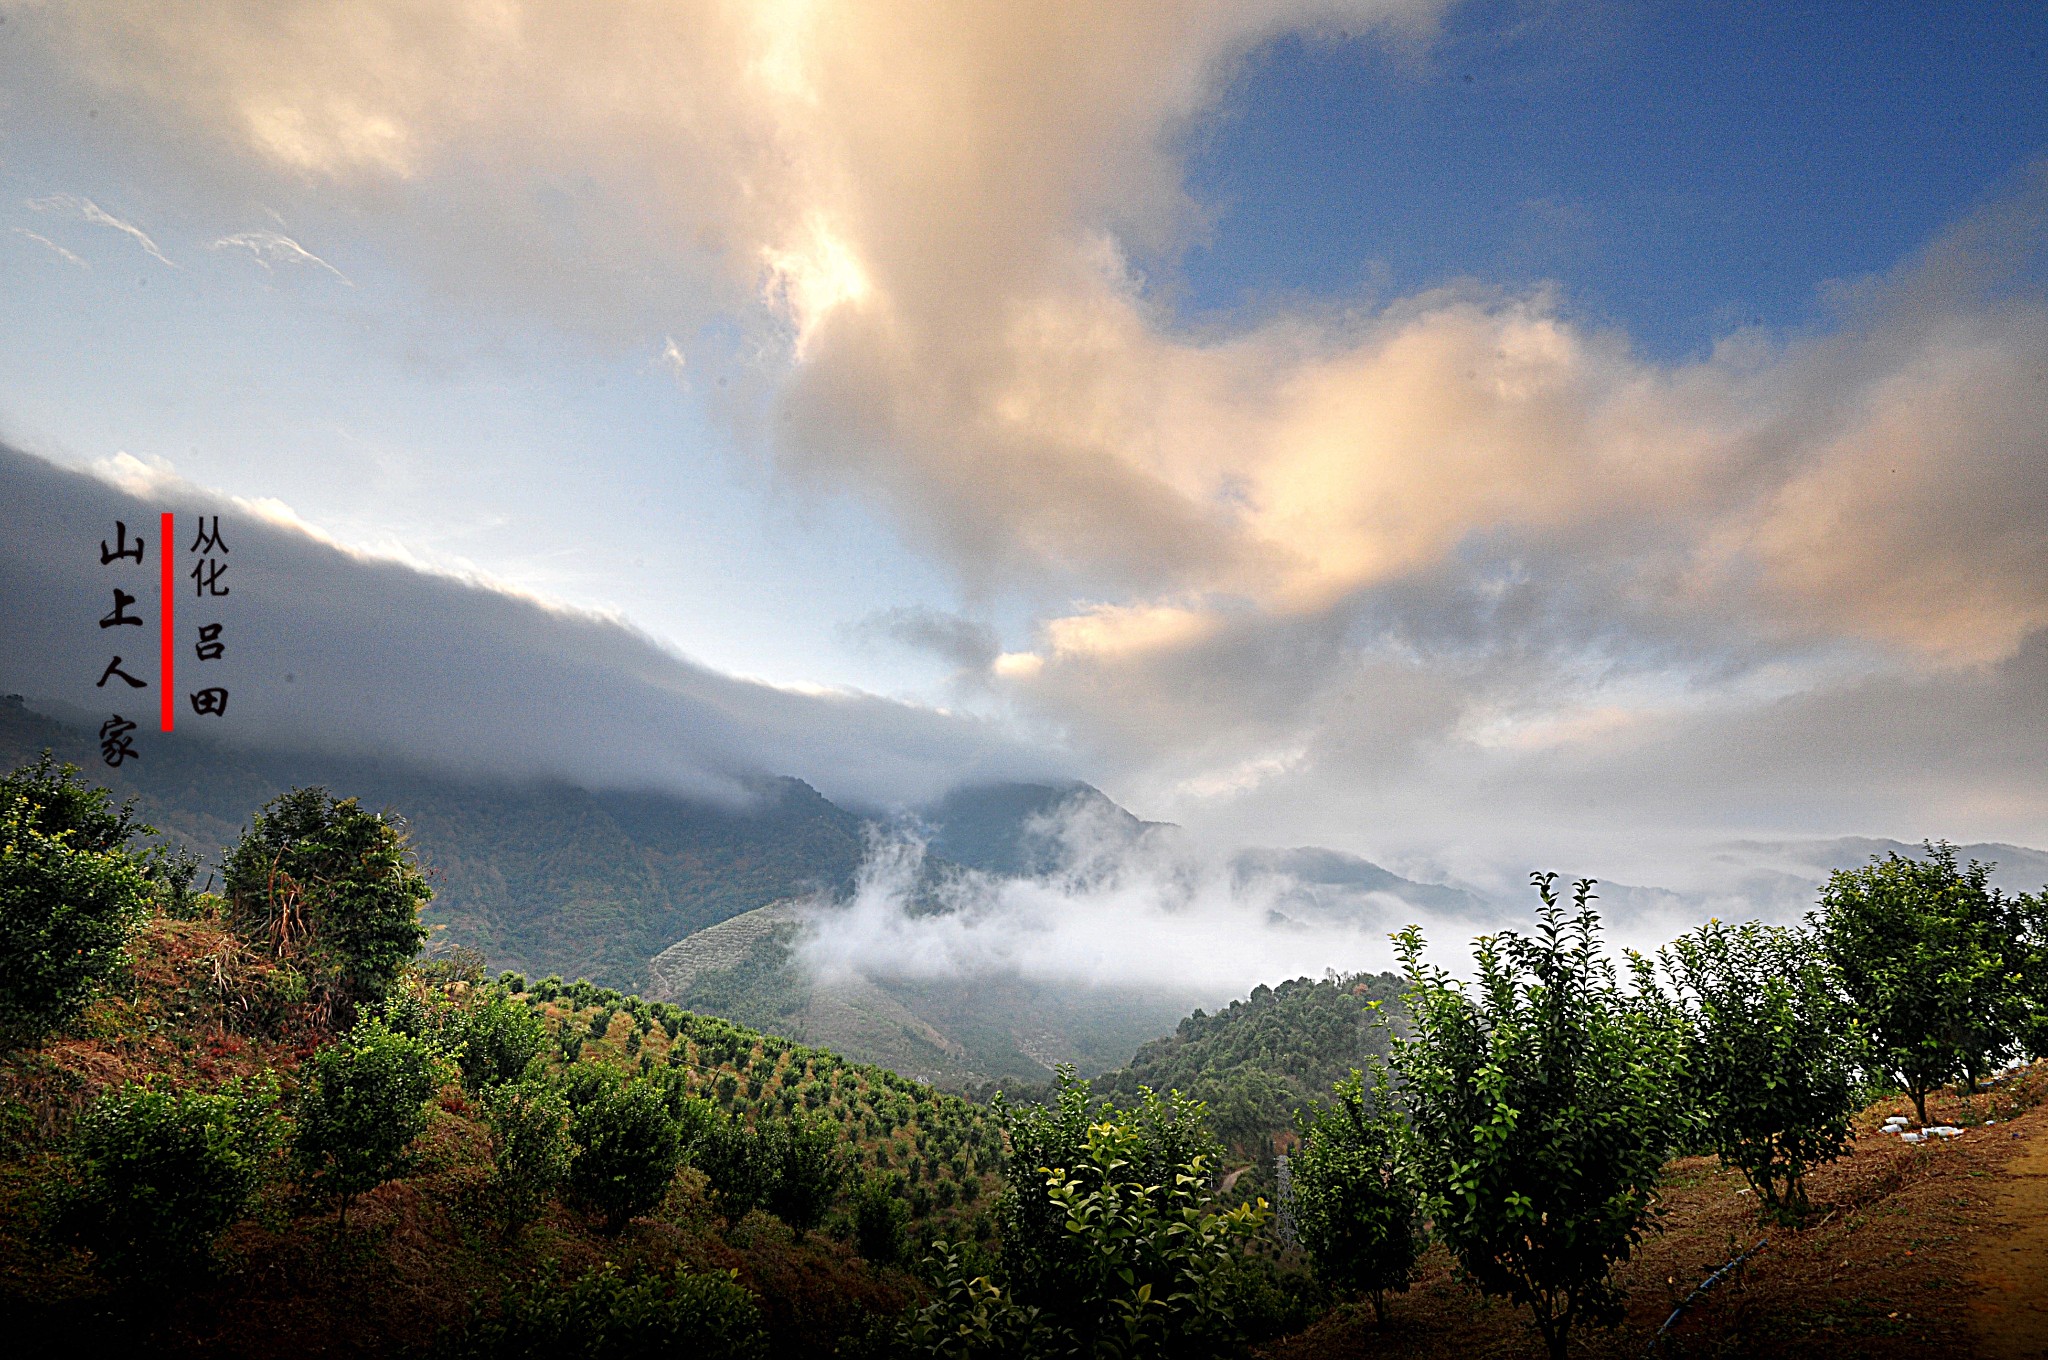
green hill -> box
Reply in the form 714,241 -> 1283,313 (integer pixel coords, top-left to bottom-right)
1091,972 -> 1408,1153
0,697 -> 866,990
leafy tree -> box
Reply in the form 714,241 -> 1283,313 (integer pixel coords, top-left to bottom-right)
765,1112 -> 845,1238
1391,875 -> 1693,1360
2008,888 -> 2048,1061
58,1075 -> 282,1287
1813,843 -> 2025,1121
949,1073 -> 1268,1359
694,1113 -> 777,1223
1289,1060 -> 1422,1324
852,1174 -> 910,1265
448,1259 -> 766,1360
0,756 -> 155,1048
457,992 -> 548,1093
568,1076 -> 681,1232
223,787 -> 431,1018
293,1018 -> 446,1229
481,1079 -> 572,1236
1661,919 -> 1861,1219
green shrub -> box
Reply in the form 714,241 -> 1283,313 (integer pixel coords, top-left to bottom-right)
0,756 -> 155,1049
58,1075 -> 282,1287
448,1259 -> 766,1359
223,788 -> 431,1017
852,1174 -> 909,1265
458,993 -> 549,1093
483,1079 -> 572,1236
766,1112 -> 845,1238
293,1018 -> 446,1228
1289,1060 -> 1422,1324
1391,876 -> 1693,1360
1662,919 -> 1862,1219
569,1077 -> 681,1232
694,1113 -> 776,1224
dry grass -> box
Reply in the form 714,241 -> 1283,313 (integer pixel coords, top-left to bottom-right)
1263,1065 -> 2048,1360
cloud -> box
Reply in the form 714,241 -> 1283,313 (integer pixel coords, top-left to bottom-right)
10,3 -> 2048,869
27,193 -> 177,266
210,229 -> 352,283
13,228 -> 88,268
0,444 -> 1055,809
848,605 -> 1001,675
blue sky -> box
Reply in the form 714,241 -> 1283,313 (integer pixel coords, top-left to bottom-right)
2,1 -> 2045,873
1180,2 -> 2048,355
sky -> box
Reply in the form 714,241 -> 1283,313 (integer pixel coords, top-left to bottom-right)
3,0 -> 2046,892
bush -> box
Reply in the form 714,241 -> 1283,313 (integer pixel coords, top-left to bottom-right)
447,1259 -> 767,1359
1391,875 -> 1693,1360
1814,843 -> 2027,1120
0,756 -> 155,1049
694,1113 -> 776,1224
482,1080 -> 572,1236
928,1073 -> 1268,1358
458,993 -> 549,1093
852,1174 -> 909,1265
569,1077 -> 681,1232
58,1075 -> 282,1287
223,788 -> 431,1017
766,1112 -> 846,1238
1289,1060 -> 1422,1323
1662,919 -> 1862,1219
293,1018 -> 446,1228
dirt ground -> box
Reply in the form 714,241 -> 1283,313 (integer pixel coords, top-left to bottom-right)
1263,1065 -> 2048,1360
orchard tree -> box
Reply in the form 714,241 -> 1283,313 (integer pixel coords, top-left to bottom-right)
481,1078 -> 572,1236
1661,920 -> 1861,1220
765,1112 -> 845,1239
0,756 -> 155,1049
223,787 -> 431,1018
456,991 -> 548,1093
569,1075 -> 682,1232
1813,843 -> 2024,1121
293,1018 -> 445,1230
1289,1060 -> 1422,1324
59,1075 -> 283,1287
1391,875 -> 1693,1360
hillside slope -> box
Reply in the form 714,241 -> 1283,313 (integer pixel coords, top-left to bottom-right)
0,698 -> 866,989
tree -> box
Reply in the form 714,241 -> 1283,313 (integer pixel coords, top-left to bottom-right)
0,756 -> 155,1049
693,1113 -> 778,1224
482,1079 -> 572,1236
1289,1059 -> 1422,1324
1813,843 -> 2024,1122
943,1072 -> 1269,1359
1661,919 -> 1861,1219
457,992 -> 549,1093
448,1259 -> 767,1360
223,787 -> 431,1018
58,1075 -> 282,1288
764,1112 -> 845,1238
568,1076 -> 682,1232
852,1174 -> 910,1265
292,1018 -> 445,1230
1390,875 -> 1693,1360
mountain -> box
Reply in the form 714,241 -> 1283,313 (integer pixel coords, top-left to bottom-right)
914,779 -> 1168,876
0,696 -> 866,989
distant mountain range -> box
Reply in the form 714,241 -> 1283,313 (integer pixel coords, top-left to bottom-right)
8,693 -> 2043,1093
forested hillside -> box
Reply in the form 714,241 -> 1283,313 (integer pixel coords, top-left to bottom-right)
0,698 -> 867,988
1091,973 -> 1406,1153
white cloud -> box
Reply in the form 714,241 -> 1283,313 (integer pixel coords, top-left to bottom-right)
27,193 -> 176,266
14,228 -> 87,268
211,229 -> 352,283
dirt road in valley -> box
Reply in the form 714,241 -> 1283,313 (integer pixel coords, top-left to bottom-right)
1969,1118 -> 2048,1358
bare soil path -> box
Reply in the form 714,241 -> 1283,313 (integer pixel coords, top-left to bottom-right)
1969,1122 -> 2048,1359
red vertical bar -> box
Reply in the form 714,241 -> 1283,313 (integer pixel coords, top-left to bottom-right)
160,511 -> 174,732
